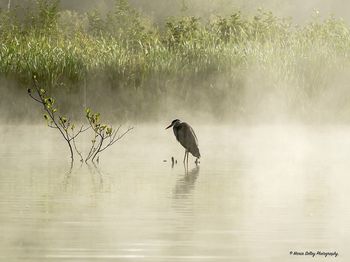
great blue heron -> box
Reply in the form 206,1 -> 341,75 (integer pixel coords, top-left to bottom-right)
166,119 -> 200,165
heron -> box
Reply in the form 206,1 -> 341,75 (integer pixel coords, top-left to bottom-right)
166,119 -> 200,165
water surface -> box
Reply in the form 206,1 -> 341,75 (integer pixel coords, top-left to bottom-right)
0,124 -> 348,261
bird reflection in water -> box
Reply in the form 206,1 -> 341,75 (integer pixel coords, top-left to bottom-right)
173,165 -> 200,199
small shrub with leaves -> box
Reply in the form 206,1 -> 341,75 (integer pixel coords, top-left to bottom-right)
28,77 -> 133,165
85,108 -> 133,163
27,76 -> 89,164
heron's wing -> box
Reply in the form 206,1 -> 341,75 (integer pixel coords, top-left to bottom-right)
190,125 -> 198,142
176,123 -> 200,158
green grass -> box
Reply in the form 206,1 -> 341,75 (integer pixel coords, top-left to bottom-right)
2,0 -> 350,121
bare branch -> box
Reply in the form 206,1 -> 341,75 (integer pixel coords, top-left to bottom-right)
72,136 -> 83,162
97,126 -> 134,154
69,125 -> 90,141
47,124 -> 57,129
28,93 -> 42,103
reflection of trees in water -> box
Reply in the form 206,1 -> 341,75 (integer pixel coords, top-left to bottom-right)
61,163 -> 108,193
87,163 -> 104,192
61,164 -> 74,191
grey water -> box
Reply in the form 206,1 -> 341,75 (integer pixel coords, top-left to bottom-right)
0,124 -> 349,261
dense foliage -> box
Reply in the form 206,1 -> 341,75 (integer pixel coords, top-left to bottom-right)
1,0 -> 350,121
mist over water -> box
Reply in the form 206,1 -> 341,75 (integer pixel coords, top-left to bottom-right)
1,0 -> 350,261
0,125 -> 349,261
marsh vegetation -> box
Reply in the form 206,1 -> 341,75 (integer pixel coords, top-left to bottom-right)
1,1 -> 350,260
1,0 -> 350,122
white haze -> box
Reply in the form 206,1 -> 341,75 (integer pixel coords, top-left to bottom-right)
1,0 -> 350,22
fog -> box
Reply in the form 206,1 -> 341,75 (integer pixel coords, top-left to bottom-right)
1,1 -> 350,261
2,59 -> 350,125
0,124 -> 349,261
0,0 -> 350,125
2,0 -> 350,22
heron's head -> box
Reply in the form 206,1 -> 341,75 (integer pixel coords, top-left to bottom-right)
166,119 -> 180,129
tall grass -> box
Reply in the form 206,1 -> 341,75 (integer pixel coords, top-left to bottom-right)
1,0 -> 350,121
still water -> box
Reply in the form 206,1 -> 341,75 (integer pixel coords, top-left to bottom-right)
0,124 -> 349,261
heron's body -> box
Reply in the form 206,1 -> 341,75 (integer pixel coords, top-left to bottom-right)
166,119 -> 200,165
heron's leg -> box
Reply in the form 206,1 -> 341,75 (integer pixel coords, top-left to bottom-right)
183,160 -> 188,174
183,151 -> 188,172
186,151 -> 189,166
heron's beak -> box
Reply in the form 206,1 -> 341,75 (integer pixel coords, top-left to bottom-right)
165,123 -> 172,130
